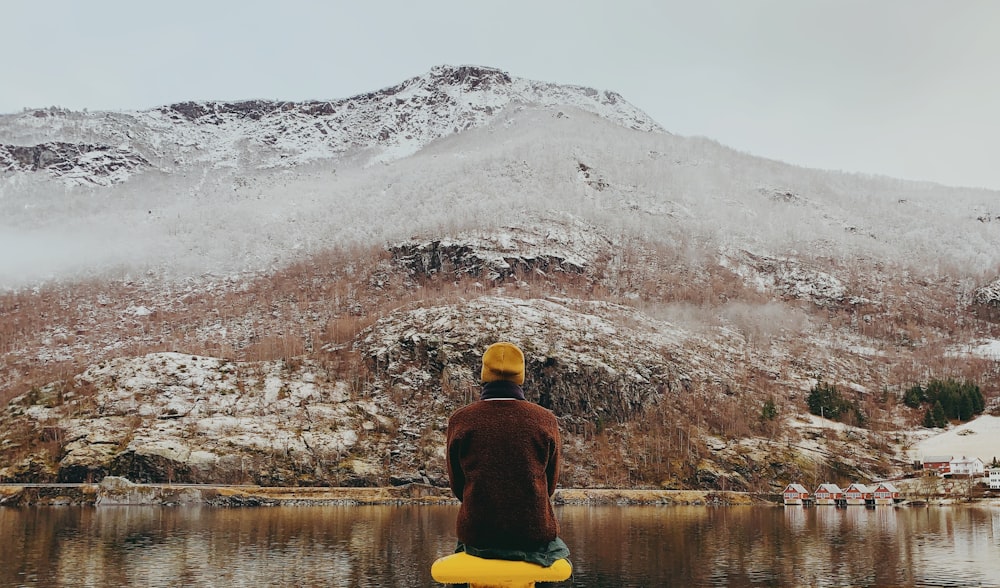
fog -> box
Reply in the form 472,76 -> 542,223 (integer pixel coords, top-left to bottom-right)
2,105 -> 999,291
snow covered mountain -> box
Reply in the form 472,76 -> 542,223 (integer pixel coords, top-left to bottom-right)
0,65 -> 660,185
2,65 -> 999,492
1,64 -> 998,289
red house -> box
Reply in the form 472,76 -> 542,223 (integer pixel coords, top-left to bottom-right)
813,483 -> 843,505
922,456 -> 953,475
843,483 -> 872,505
782,483 -> 810,505
872,482 -> 900,505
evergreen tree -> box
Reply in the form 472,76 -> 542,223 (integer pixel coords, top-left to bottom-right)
959,394 -> 974,421
969,384 -> 985,414
930,400 -> 947,428
761,397 -> 778,422
903,384 -> 924,408
807,380 -> 866,427
808,380 -> 843,420
910,379 -> 985,424
923,408 -> 936,428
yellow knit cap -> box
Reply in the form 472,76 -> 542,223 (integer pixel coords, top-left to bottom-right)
481,342 -> 525,385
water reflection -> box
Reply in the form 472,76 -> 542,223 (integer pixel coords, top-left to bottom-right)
0,506 -> 456,587
556,505 -> 1000,587
0,504 -> 998,587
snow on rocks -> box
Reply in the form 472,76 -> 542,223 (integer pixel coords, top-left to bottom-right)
0,142 -> 149,186
358,295 -> 699,427
724,249 -> 847,305
973,277 -> 1000,308
389,213 -> 613,281
0,352 -> 385,485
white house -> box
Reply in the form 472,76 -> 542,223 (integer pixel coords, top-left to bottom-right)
989,468 -> 1000,490
950,456 -> 985,477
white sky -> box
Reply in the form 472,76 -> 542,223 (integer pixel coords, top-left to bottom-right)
2,0 -> 999,190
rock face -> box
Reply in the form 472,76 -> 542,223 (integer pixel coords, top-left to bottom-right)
95,475 -> 202,506
389,215 -> 613,281
0,210 -> 918,490
727,250 -> 847,305
1,352 -> 388,486
358,296 -> 699,430
0,142 -> 149,186
974,278 -> 1000,307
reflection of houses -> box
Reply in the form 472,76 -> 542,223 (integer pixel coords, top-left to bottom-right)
783,502 -> 807,532
813,483 -> 844,506
782,483 -> 810,505
872,482 -> 901,505
922,456 -> 952,475
989,468 -> 1000,490
951,456 -> 985,477
844,483 -> 872,505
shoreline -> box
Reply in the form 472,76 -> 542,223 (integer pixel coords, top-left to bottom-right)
0,478 -> 771,507
1,479 -> 996,507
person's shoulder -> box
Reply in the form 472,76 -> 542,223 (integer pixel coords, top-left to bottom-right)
449,402 -> 477,419
449,400 -> 490,422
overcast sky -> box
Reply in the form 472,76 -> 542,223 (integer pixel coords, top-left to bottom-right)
2,0 -> 998,190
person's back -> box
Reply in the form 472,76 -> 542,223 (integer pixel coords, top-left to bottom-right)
448,392 -> 560,548
446,342 -> 567,560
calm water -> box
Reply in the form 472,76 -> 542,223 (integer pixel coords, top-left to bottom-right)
1,504 -> 998,587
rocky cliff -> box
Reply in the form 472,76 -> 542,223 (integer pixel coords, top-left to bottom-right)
0,142 -> 149,186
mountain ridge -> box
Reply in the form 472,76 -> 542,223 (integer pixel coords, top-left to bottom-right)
0,64 -> 662,185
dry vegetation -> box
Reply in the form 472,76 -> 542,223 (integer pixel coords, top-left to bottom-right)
2,236 -> 999,489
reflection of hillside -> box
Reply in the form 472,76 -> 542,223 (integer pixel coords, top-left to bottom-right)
2,505 -> 999,587
555,505 -> 1000,587
0,505 -> 459,587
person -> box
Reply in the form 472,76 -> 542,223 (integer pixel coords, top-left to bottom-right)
445,341 -> 569,567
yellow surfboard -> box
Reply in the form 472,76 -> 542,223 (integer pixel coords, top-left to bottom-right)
431,552 -> 572,587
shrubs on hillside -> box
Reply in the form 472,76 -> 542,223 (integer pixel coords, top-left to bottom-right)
903,379 -> 985,428
807,380 -> 867,426
806,377 -> 987,430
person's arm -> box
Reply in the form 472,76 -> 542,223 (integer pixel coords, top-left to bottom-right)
446,425 -> 465,501
546,425 -> 560,497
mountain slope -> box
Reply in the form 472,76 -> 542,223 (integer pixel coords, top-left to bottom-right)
3,101 -> 998,290
1,65 -> 999,492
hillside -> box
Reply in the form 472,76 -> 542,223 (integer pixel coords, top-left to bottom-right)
1,65 -> 999,491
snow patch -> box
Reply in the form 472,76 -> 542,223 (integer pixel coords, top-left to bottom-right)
910,415 -> 1000,463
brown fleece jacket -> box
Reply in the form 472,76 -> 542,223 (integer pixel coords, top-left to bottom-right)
446,394 -> 561,549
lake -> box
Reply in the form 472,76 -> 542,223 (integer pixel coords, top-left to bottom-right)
1,504 -> 998,587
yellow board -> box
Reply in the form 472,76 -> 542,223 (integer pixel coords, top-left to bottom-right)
431,552 -> 572,587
